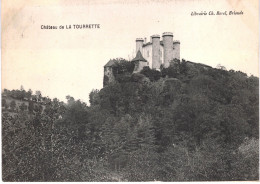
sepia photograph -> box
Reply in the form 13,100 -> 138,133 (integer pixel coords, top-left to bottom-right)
1,0 -> 259,181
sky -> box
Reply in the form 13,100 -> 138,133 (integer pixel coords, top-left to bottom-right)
2,0 -> 259,104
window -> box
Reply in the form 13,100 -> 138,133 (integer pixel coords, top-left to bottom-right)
147,51 -> 149,57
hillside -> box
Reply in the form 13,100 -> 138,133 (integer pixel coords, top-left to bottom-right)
2,59 -> 259,181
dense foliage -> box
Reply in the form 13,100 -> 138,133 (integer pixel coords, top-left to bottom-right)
2,60 -> 259,181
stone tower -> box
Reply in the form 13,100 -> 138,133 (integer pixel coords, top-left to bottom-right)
136,38 -> 144,55
151,34 -> 161,70
173,40 -> 180,60
103,60 -> 116,86
162,32 -> 174,68
132,50 -> 148,73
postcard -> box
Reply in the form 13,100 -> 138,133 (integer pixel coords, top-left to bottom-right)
1,0 -> 259,181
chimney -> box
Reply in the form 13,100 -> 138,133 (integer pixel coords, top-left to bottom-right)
144,37 -> 147,44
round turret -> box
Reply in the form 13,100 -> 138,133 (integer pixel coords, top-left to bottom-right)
151,34 -> 160,38
136,38 -> 144,54
136,38 -> 144,42
173,41 -> 180,60
151,35 -> 161,69
162,32 -> 173,37
162,32 -> 174,67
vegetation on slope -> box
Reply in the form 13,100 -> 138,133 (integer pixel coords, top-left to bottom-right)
2,59 -> 259,181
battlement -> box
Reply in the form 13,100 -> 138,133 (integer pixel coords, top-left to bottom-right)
151,34 -> 160,38
173,40 -> 180,44
162,32 -> 173,37
136,38 -> 144,42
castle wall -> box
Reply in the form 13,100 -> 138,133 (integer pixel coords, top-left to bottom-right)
142,44 -> 164,69
152,35 -> 160,70
133,61 -> 148,73
104,67 -> 115,86
134,32 -> 179,70
173,41 -> 180,60
142,44 -> 152,68
162,32 -> 174,68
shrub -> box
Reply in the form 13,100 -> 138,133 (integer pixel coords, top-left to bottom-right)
140,67 -> 161,82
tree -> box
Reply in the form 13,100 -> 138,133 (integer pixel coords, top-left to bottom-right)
234,138 -> 259,180
28,89 -> 33,95
35,90 -> 42,101
10,100 -> 16,111
66,95 -> 75,105
20,85 -> 25,91
4,103 -> 9,109
19,103 -> 27,111
3,89 -> 9,96
216,64 -> 227,71
34,104 -> 43,113
2,98 -> 7,107
89,89 -> 100,106
111,58 -> 135,75
2,62 -> 259,181
26,89 -> 33,99
140,67 -> 161,82
28,101 -> 34,113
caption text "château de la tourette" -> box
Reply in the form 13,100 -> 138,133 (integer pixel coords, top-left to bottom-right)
41,24 -> 100,30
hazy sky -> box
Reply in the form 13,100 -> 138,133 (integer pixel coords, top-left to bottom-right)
2,0 -> 258,103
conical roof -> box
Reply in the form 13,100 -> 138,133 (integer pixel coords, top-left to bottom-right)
132,50 -> 147,62
104,59 -> 116,67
